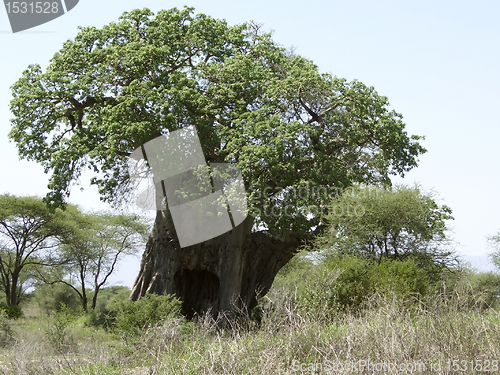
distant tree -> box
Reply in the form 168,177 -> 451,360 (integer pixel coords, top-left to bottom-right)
33,282 -> 81,315
0,195 -> 75,306
55,212 -> 149,312
93,285 -> 131,312
316,185 -> 456,272
488,233 -> 500,272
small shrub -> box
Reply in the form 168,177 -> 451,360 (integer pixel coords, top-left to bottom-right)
432,267 -> 500,312
369,258 -> 429,298
295,267 -> 343,317
0,303 -> 23,319
0,310 -> 14,346
323,255 -> 431,308
45,302 -> 75,352
468,271 -> 500,309
82,309 -> 116,330
326,255 -> 373,308
94,286 -> 131,312
34,283 -> 81,315
112,294 -> 182,335
284,254 -> 433,318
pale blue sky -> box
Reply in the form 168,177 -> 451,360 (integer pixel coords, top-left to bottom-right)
1,0 -> 500,286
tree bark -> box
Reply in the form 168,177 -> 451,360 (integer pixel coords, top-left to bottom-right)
130,206 -> 299,321
91,288 -> 99,311
9,271 -> 20,306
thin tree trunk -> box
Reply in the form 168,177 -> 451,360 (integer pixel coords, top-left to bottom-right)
131,206 -> 299,321
9,271 -> 20,306
80,272 -> 88,312
91,287 -> 99,310
4,280 -> 11,307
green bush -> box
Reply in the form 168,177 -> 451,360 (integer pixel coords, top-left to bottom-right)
45,303 -> 76,353
370,258 -> 430,298
326,255 -> 430,308
93,286 -> 131,312
0,303 -> 23,319
468,272 -> 500,307
294,266 -> 343,318
81,287 -> 135,330
0,310 -> 13,346
271,252 -> 319,296
34,283 -> 81,315
282,254 -> 433,317
112,293 -> 182,335
326,255 -> 373,308
82,309 -> 116,330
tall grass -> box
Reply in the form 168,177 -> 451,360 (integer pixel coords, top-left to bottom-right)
0,271 -> 499,374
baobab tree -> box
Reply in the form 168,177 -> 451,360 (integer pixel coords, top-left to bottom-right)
8,7 -> 425,319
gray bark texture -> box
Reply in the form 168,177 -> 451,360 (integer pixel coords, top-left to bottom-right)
130,207 -> 299,320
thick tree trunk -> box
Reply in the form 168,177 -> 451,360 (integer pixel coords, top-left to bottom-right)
130,207 -> 299,320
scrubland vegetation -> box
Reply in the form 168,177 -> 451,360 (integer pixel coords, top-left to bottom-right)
1,254 -> 500,375
4,6 -> 499,374
2,187 -> 500,374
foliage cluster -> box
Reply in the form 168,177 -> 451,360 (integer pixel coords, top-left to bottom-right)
0,310 -> 13,347
34,283 -> 81,314
93,285 -> 133,312
316,185 -> 455,267
0,194 -> 149,310
325,255 -> 429,308
8,7 -> 426,243
45,302 -> 76,353
270,252 -> 434,320
0,303 -> 23,319
111,293 -> 182,335
271,248 -> 500,319
81,292 -> 182,336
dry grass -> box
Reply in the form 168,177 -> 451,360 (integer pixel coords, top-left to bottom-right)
0,281 -> 499,374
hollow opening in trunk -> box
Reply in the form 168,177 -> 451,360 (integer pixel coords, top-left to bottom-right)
174,268 -> 220,318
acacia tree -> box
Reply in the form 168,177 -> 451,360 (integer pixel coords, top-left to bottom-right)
55,212 -> 149,312
8,8 -> 425,318
316,185 -> 456,272
488,233 -> 500,272
0,195 -> 75,306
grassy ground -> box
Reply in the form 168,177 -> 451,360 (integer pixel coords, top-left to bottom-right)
0,283 -> 500,375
